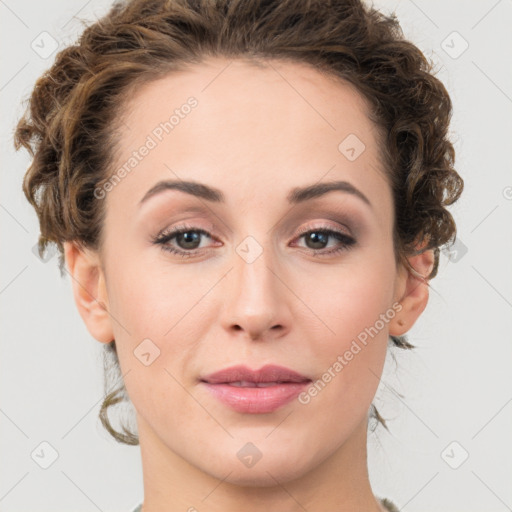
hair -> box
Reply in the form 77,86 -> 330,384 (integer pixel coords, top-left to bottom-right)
14,0 -> 463,445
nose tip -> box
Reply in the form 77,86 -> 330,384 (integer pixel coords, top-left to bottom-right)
231,321 -> 284,341
220,251 -> 291,342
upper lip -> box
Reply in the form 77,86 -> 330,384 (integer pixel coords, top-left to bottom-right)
201,364 -> 311,384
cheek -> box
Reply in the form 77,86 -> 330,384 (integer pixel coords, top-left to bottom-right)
104,246 -> 192,333
106,227 -> 397,355
105,216 -> 396,359
298,276 -> 392,435
302,246 -> 396,397
103,247 -> 211,389
106,260 -> 199,422
306,253 -> 396,342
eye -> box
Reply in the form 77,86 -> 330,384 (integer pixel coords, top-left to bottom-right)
151,223 -> 216,258
292,226 -> 356,257
151,223 -> 356,258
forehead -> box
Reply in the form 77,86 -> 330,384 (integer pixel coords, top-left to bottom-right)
108,57 -> 389,214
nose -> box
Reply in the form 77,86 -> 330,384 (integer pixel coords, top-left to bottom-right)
219,240 -> 293,342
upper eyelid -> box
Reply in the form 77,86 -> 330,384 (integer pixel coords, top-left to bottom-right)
155,226 -> 356,262
156,223 -> 354,244
295,222 -> 353,236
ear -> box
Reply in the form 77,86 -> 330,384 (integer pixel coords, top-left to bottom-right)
63,241 -> 114,344
389,247 -> 435,336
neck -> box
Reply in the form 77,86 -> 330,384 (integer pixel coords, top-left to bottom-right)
137,413 -> 383,512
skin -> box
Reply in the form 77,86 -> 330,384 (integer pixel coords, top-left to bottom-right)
64,57 -> 434,512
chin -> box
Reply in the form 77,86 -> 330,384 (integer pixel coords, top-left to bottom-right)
204,451 -> 314,488
222,467 -> 305,488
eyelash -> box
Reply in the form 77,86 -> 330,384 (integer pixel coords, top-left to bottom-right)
151,223 -> 356,259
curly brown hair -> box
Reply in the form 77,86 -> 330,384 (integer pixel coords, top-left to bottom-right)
14,0 -> 463,445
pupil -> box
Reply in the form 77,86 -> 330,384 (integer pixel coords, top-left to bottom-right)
308,232 -> 327,249
179,231 -> 200,249
175,231 -> 330,251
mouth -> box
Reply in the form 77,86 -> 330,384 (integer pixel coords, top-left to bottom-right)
219,380 -> 302,387
200,364 -> 312,414
201,363 -> 311,385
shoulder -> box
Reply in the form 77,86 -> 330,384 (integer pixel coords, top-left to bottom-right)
379,497 -> 400,512
130,500 -> 398,511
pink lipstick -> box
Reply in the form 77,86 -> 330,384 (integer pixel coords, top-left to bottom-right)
200,364 -> 311,414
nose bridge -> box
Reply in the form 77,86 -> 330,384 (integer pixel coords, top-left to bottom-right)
233,231 -> 278,308
220,230 -> 290,340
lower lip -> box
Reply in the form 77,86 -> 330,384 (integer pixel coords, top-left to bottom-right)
201,382 -> 310,414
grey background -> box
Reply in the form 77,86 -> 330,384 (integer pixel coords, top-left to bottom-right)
1,0 -> 511,511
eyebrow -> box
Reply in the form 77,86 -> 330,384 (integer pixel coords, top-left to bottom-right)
139,179 -> 372,208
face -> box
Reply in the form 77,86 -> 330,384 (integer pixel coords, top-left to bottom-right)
69,57 -> 429,487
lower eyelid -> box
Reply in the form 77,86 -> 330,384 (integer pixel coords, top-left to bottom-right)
292,230 -> 355,251
155,228 -> 356,258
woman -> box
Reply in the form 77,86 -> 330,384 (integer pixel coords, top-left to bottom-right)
14,0 -> 463,510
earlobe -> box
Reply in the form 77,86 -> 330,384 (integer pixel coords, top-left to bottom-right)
389,248 -> 435,336
63,241 -> 114,344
